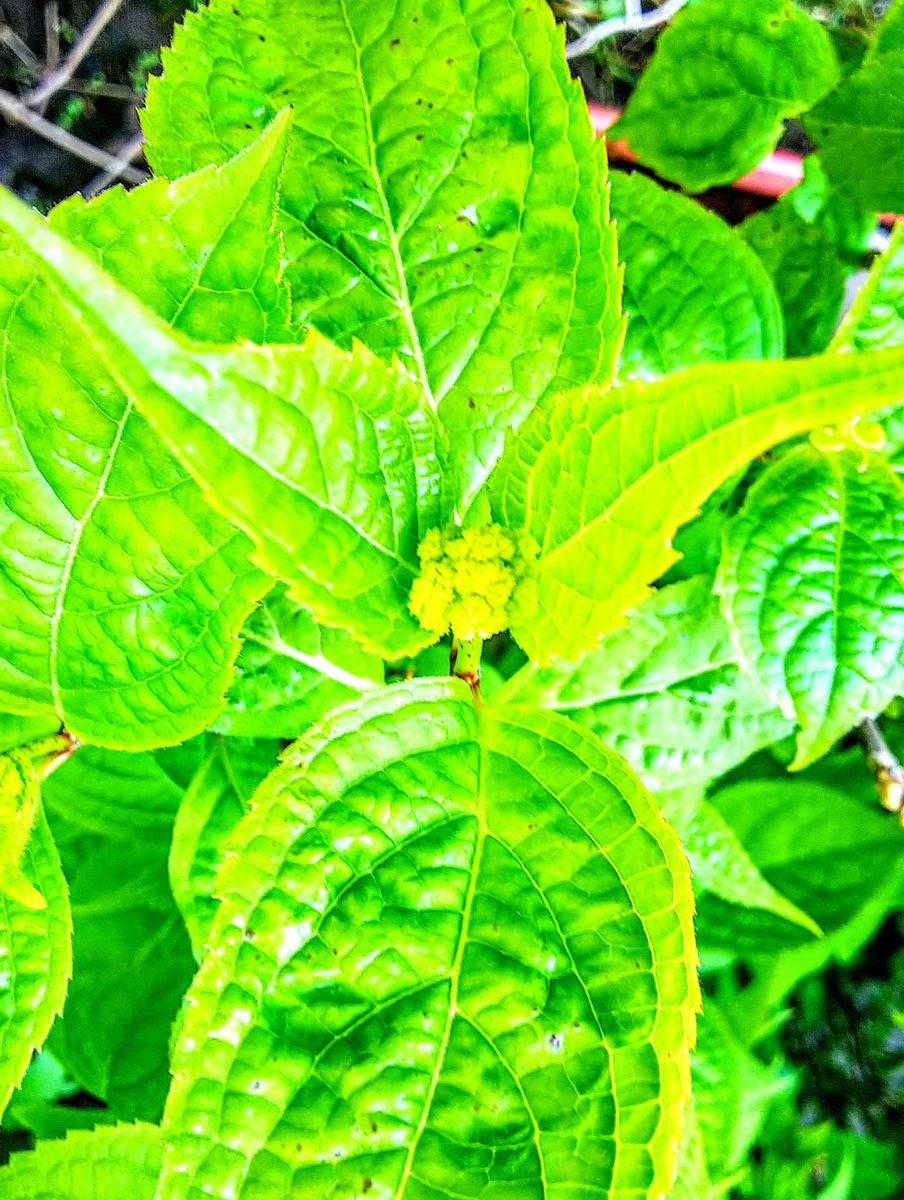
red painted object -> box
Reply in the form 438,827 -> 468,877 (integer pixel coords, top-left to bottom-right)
588,101 -> 898,223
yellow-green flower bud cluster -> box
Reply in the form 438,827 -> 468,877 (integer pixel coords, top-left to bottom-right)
409,524 -> 538,642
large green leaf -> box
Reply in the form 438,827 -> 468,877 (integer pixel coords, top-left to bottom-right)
739,204 -> 847,358
0,180 -> 446,661
609,171 -> 783,379
0,1122 -> 162,1199
658,789 -> 819,936
489,344 -> 904,664
804,19 -> 904,212
169,737 -> 280,956
143,0 -> 624,507
717,445 -> 904,767
0,713 -> 60,755
614,0 -> 838,192
42,753 -> 195,1121
213,587 -> 383,738
159,679 -> 698,1200
497,576 -> 790,789
0,121 -> 297,749
0,806 -> 72,1118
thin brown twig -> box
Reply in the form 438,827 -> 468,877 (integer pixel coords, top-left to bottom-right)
83,129 -> 144,196
44,2 -> 60,74
0,24 -> 40,73
861,717 -> 904,820
0,85 -> 146,183
26,0 -> 127,110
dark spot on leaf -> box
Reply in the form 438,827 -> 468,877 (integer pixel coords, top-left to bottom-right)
474,246 -> 483,253
390,36 -> 401,46
546,1032 -> 563,1051
371,1122 -> 378,1133
415,133 -> 424,141
363,1182 -> 373,1194
258,33 -> 265,40
468,398 -> 476,409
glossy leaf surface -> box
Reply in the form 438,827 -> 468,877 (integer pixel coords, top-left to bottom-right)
615,0 -> 838,191
489,344 -> 904,663
0,1122 -> 162,1199
0,183 -> 446,660
498,577 -> 790,789
0,123 -> 295,748
159,680 -> 697,1200
0,806 -> 72,1118
143,0 -> 625,505
718,446 -> 904,767
610,171 -> 783,379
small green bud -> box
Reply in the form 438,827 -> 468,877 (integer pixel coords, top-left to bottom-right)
409,524 -> 538,642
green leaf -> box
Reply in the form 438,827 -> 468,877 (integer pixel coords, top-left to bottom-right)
804,50 -> 904,211
699,776 -> 904,953
787,155 -> 874,262
4,1050 -> 115,1141
0,120 -> 298,748
0,180 -> 446,661
658,790 -> 820,935
717,446 -> 904,767
739,204 -> 847,357
43,753 -> 195,1121
0,806 -> 72,1119
497,576 -> 791,789
489,343 -> 904,664
834,220 -> 904,353
871,0 -> 904,57
609,171 -> 783,379
169,737 -> 280,956
692,1002 -> 790,1185
213,587 -> 383,739
143,0 -> 625,507
0,713 -> 59,755
159,679 -> 698,1200
669,1105 -> 713,1200
614,0 -> 838,192
0,1122 -> 162,1199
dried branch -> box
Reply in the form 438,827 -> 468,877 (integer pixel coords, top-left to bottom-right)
566,0 -> 691,60
83,129 -> 145,196
861,717 -> 904,819
26,0 -> 127,110
0,24 -> 40,72
0,85 -> 146,183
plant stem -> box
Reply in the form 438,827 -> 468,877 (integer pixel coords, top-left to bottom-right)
861,717 -> 904,821
566,0 -> 691,60
451,637 -> 483,697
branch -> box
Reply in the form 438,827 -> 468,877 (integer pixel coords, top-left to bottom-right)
861,717 -> 904,818
26,0 -> 127,110
566,0 -> 690,60
0,86 -> 146,184
83,130 -> 145,197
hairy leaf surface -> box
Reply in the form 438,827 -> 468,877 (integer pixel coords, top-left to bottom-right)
498,577 -> 790,788
0,1122 -> 162,1199
0,806 -> 72,1118
169,737 -> 280,956
0,183 -> 446,660
144,0 -> 624,505
489,344 -> 904,663
614,0 -> 838,192
718,446 -> 904,767
214,588 -> 383,738
610,172 -> 783,379
159,680 -> 697,1200
739,204 -> 847,357
0,122 -> 296,748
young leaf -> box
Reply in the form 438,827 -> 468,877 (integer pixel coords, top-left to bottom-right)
159,679 -> 698,1200
0,120 -> 296,749
787,155 -> 875,263
739,204 -> 847,357
213,587 -> 383,739
658,790 -> 820,935
169,736 -> 280,956
43,752 -> 195,1120
144,0 -> 625,507
717,446 -> 904,767
0,181 -> 446,660
613,0 -> 838,192
0,805 -> 72,1118
610,171 -> 784,379
0,1122 -> 162,1199
497,576 -> 791,789
489,343 -> 904,664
